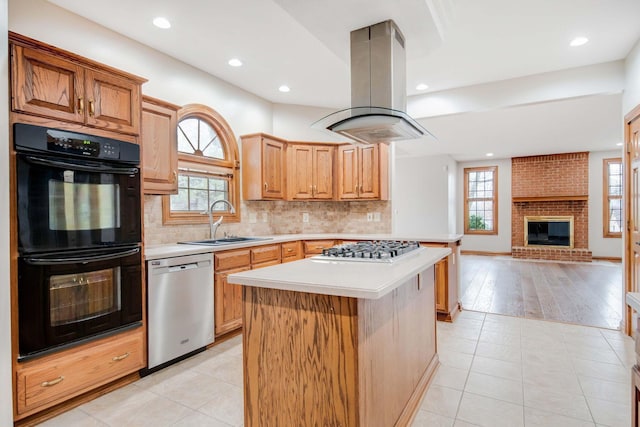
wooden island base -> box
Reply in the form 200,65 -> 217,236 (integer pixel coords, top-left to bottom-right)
242,266 -> 439,427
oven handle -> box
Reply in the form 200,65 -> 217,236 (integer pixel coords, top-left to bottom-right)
24,247 -> 141,265
23,155 -> 139,175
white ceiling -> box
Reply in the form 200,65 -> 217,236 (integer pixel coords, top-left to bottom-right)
46,0 -> 640,159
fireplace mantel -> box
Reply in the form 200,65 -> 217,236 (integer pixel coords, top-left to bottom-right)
512,195 -> 588,202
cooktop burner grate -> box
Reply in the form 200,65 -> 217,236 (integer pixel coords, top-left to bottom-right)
313,240 -> 422,263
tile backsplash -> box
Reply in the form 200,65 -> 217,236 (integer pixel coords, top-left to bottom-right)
144,195 -> 392,246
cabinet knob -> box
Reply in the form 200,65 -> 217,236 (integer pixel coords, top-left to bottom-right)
41,376 -> 64,387
88,100 -> 95,117
77,97 -> 84,114
112,352 -> 130,362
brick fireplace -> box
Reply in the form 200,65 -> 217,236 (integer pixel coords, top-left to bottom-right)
511,152 -> 592,262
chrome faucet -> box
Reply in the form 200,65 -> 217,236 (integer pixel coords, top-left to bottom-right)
205,199 -> 236,239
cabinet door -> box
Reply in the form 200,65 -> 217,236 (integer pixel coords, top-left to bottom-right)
11,45 -> 85,124
338,145 -> 359,199
287,144 -> 314,200
434,259 -> 448,312
313,146 -> 334,199
142,97 -> 178,194
85,68 -> 141,135
214,267 -> 249,336
359,145 -> 380,199
262,137 -> 286,199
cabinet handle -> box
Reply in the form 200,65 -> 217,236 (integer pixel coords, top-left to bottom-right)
41,376 -> 64,387
89,100 -> 95,117
172,171 -> 177,183
112,352 -> 130,362
264,182 -> 268,192
77,97 -> 84,114
315,246 -> 324,249
287,248 -> 293,252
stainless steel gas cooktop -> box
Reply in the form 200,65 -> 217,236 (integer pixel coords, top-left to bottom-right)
313,240 -> 422,263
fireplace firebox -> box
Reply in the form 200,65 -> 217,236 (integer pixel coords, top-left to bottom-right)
524,216 -> 574,248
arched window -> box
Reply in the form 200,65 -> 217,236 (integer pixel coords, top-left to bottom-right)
162,104 -> 240,224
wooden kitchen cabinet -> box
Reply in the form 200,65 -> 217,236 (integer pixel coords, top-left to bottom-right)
281,241 -> 303,263
304,240 -> 338,257
286,143 -> 334,200
10,33 -> 144,136
420,241 -> 461,322
251,244 -> 281,265
215,267 -> 248,336
14,327 -> 144,418
337,143 -> 389,200
241,133 -> 286,200
142,96 -> 179,194
214,249 -> 251,336
434,259 -> 448,312
214,244 -> 282,336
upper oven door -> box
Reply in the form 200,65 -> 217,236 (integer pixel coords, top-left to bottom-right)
16,153 -> 141,254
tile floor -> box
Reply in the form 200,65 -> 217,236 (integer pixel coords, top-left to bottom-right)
40,311 -> 635,427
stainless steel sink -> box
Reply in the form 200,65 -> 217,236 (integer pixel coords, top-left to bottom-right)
178,237 -> 272,246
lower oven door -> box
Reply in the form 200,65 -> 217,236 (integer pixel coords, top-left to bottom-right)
18,245 -> 142,360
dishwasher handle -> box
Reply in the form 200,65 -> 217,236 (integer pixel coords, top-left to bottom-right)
150,259 -> 212,275
168,263 -> 199,272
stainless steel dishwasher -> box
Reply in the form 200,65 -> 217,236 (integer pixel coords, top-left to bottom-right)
147,252 -> 214,370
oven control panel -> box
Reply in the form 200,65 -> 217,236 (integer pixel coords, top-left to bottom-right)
47,135 -> 119,159
14,123 -> 139,164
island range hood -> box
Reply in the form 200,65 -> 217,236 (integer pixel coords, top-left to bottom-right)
313,20 -> 434,144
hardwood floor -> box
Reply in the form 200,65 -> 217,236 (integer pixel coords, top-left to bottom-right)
460,255 -> 623,329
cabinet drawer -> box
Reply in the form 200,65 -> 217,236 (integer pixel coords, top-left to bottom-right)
304,240 -> 337,255
251,244 -> 281,265
16,329 -> 144,415
281,241 -> 302,260
420,242 -> 448,248
215,249 -> 251,270
252,259 -> 281,269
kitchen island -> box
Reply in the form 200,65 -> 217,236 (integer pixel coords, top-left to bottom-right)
228,246 -> 450,427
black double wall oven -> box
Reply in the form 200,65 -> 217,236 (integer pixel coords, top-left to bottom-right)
15,124 -> 143,360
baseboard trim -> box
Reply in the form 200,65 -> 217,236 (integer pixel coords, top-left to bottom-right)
592,256 -> 622,263
460,250 -> 512,256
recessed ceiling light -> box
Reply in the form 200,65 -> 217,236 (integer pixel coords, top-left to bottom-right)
278,85 -> 290,93
416,83 -> 429,91
486,153 -> 494,157
569,36 -> 589,47
228,58 -> 243,67
617,142 -> 623,146
153,17 -> 171,29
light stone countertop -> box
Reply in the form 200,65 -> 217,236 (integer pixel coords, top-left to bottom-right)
227,246 -> 451,299
627,292 -> 640,313
144,233 -> 463,261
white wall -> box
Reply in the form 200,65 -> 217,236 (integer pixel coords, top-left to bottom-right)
457,158 -> 513,253
1,0 -> 11,423
9,0 -> 274,139
590,150 -> 624,258
624,39 -> 640,114
392,154 -> 456,235
272,103 -> 351,142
